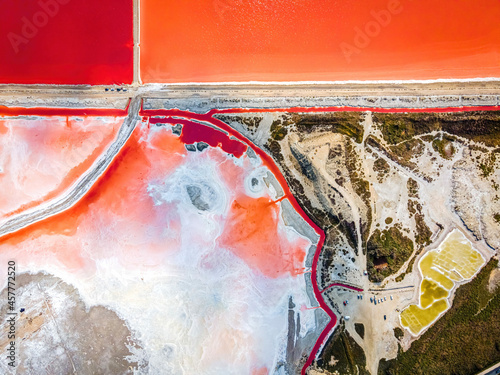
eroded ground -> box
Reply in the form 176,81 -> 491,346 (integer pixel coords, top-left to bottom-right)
216,109 -> 500,374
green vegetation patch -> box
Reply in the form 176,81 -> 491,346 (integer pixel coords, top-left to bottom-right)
317,323 -> 370,375
395,273 -> 406,283
355,323 -> 365,339
345,140 -> 372,252
393,327 -> 404,341
292,112 -> 364,143
396,199 -> 430,282
407,199 -> 418,216
367,136 -> 430,181
432,134 -> 456,159
373,114 -> 440,144
346,141 -> 371,205
406,199 -> 431,247
215,114 -> 263,133
388,138 -> 425,170
373,157 -> 390,182
379,259 -> 500,375
478,151 -> 497,178
414,212 -> 432,248
367,227 -> 414,282
270,118 -> 292,141
374,111 -> 500,147
407,178 -> 419,199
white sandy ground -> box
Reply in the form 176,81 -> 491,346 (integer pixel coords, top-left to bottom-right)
324,114 -> 497,374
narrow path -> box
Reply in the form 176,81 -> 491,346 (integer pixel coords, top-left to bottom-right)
477,361 -> 500,375
321,282 -> 364,293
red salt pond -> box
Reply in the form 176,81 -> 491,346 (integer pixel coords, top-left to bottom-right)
0,124 -> 186,262
141,0 -> 500,83
149,117 -> 247,157
0,114 -> 123,220
0,0 -> 133,84
0,106 -> 129,117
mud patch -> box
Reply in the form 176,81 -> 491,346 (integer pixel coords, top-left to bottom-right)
0,273 -> 141,374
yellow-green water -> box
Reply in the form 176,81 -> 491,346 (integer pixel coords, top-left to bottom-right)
400,230 -> 485,335
420,279 -> 448,308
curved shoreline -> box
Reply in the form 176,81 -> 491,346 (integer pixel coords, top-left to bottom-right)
140,103 -> 500,373
0,99 -> 139,239
140,106 -> 367,374
2,101 -> 497,373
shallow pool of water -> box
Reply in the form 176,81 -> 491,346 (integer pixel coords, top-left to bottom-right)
401,229 -> 485,335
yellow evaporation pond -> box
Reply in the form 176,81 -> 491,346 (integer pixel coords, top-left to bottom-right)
401,299 -> 448,335
400,230 -> 485,335
419,252 -> 454,290
420,279 -> 448,308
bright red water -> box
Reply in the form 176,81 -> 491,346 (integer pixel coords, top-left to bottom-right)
0,105 -> 129,117
148,117 -> 247,157
0,0 -> 133,84
218,195 -> 307,278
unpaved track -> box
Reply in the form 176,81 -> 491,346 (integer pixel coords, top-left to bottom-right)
0,80 -> 500,100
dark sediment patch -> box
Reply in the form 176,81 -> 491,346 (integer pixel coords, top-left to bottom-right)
186,185 -> 210,211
